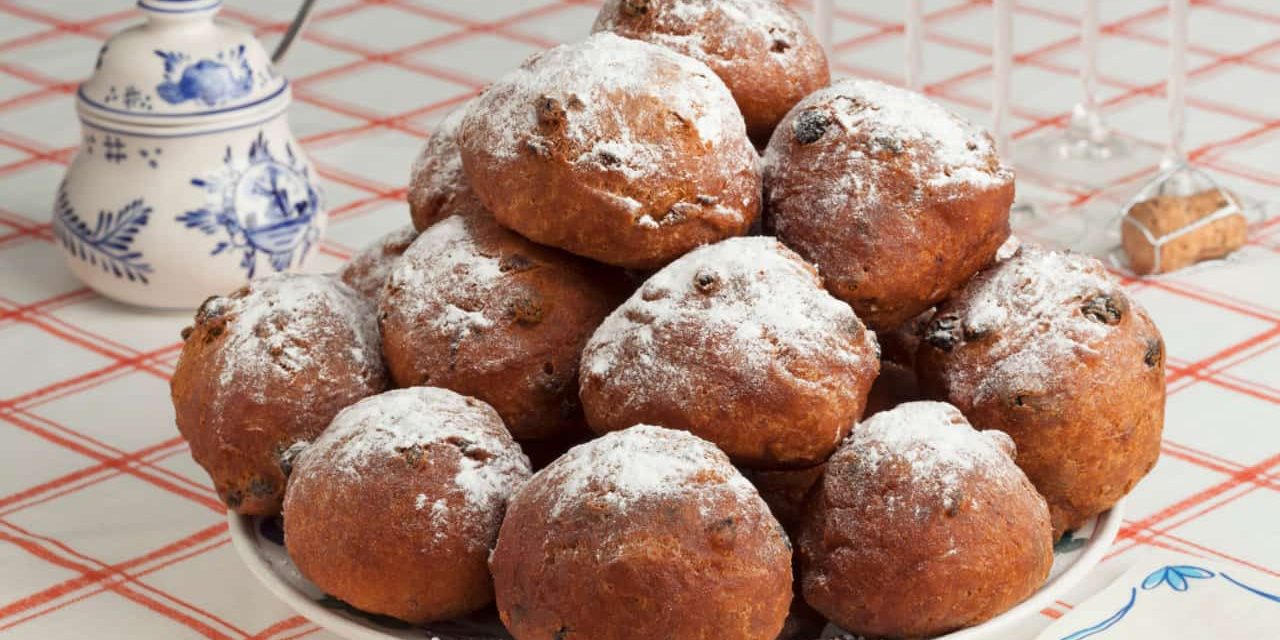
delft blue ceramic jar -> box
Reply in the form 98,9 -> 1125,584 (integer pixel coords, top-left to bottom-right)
56,0 -> 324,308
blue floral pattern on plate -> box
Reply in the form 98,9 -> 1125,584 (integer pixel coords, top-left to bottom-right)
1059,565 -> 1280,639
1141,565 -> 1214,592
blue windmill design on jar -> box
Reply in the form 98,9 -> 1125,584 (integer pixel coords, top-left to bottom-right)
177,132 -> 322,277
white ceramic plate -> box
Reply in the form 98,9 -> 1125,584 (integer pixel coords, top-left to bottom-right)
229,501 -> 1123,640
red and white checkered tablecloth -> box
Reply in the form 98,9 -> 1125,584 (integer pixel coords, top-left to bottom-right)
0,0 -> 1276,638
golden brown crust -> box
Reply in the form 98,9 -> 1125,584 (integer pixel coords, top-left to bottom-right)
763,79 -> 1012,331
283,388 -> 532,624
459,33 -> 760,270
337,225 -> 417,301
579,237 -> 880,469
170,274 -> 388,515
407,101 -> 474,232
491,426 -> 793,640
798,402 -> 1053,638
916,246 -> 1166,535
593,0 -> 829,145
379,204 -> 632,440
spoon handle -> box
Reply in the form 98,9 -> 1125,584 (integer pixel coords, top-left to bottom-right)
272,0 -> 318,65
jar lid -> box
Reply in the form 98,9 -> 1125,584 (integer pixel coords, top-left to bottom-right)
77,0 -> 288,126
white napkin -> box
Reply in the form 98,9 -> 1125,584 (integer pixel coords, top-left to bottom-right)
1035,551 -> 1280,639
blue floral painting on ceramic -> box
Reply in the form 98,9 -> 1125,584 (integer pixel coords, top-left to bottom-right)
155,45 -> 254,106
1059,564 -> 1280,639
178,132 -> 321,277
53,186 -> 153,284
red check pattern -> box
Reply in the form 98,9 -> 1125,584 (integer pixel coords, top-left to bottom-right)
0,1 -> 1276,638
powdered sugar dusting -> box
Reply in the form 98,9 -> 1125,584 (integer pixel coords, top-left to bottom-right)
462,32 -> 743,181
838,401 -> 1016,515
829,79 -> 1001,187
383,215 -> 502,340
207,274 -> 381,405
521,425 -> 758,518
296,387 -> 531,515
407,100 -> 470,218
575,139 -> 663,181
582,237 -> 874,409
338,225 -> 417,300
764,79 -> 1010,223
995,233 -> 1022,262
937,246 -> 1127,404
594,0 -> 808,65
411,102 -> 468,187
